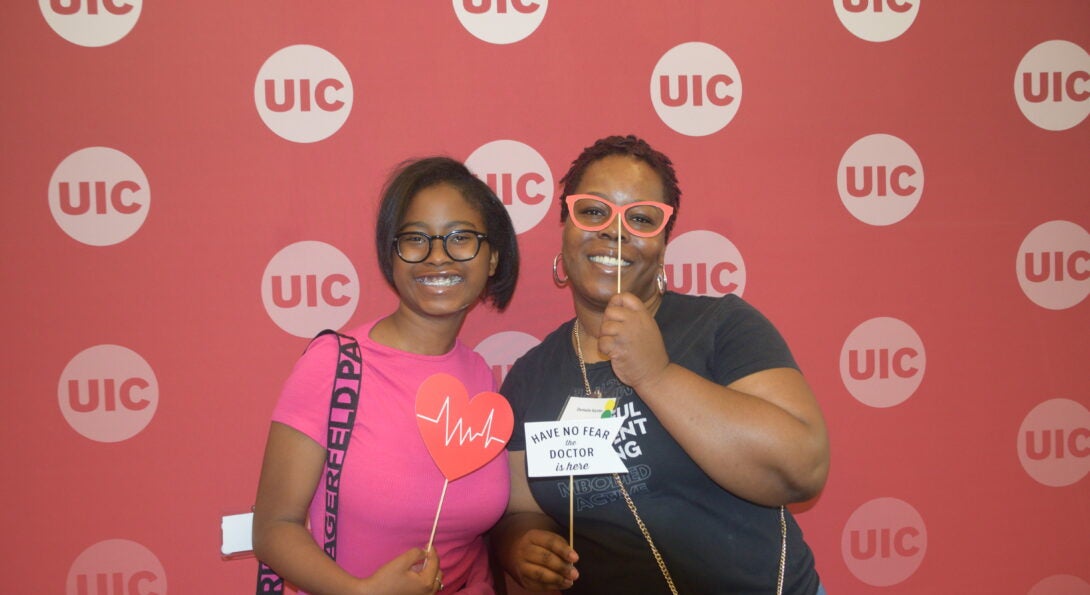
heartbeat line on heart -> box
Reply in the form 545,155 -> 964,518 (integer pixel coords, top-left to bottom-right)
417,396 -> 508,448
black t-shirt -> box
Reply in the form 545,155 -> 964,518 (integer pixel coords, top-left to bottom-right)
503,293 -> 820,594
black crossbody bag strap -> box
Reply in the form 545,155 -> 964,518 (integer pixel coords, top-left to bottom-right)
256,330 -> 362,594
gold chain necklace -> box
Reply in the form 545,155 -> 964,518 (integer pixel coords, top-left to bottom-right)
572,321 -> 787,595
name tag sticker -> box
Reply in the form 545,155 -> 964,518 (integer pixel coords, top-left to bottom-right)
559,396 -> 618,421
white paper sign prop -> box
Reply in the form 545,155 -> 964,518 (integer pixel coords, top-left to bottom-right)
525,418 -> 627,477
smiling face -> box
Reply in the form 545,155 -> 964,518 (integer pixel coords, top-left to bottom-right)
392,183 -> 498,321
562,154 -> 669,311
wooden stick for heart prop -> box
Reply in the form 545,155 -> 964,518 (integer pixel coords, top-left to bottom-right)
415,373 -> 513,553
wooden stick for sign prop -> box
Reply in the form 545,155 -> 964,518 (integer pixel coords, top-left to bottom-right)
524,419 -> 629,555
564,219 -> 625,548
426,479 -> 449,554
569,475 -> 574,547
561,220 -> 625,549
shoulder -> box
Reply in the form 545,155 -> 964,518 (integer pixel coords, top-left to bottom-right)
293,331 -> 342,369
292,326 -> 364,366
663,291 -> 757,311
658,292 -> 768,329
301,322 -> 372,353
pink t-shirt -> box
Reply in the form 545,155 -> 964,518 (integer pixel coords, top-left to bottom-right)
272,320 -> 509,594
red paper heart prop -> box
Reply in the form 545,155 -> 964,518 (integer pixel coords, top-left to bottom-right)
415,373 -> 514,481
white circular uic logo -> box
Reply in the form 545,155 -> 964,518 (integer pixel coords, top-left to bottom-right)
465,140 -> 553,235
840,317 -> 925,408
833,0 -> 920,43
837,134 -> 923,226
40,0 -> 142,47
262,241 -> 360,338
58,344 -> 159,443
49,147 -> 150,246
1028,574 -> 1090,595
453,0 -> 548,45
255,45 -> 353,143
664,230 -> 746,297
1017,398 -> 1090,488
67,539 -> 166,595
1016,220 -> 1090,310
651,42 -> 742,137
842,497 -> 927,587
1015,40 -> 1090,131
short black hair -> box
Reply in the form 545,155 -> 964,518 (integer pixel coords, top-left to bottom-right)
375,156 -> 519,311
558,134 -> 682,239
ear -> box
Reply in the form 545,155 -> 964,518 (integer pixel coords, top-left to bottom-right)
488,246 -> 499,277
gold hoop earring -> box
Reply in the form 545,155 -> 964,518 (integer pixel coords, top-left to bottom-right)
552,253 -> 569,287
656,266 -> 667,295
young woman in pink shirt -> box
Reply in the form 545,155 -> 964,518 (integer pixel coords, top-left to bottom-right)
253,156 -> 520,594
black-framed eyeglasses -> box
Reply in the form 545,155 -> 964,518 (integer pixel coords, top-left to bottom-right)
393,230 -> 489,263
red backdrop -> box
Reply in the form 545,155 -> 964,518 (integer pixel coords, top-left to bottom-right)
3,1 -> 1089,593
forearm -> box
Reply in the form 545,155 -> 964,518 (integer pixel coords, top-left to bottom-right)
254,519 -> 365,595
635,364 -> 829,505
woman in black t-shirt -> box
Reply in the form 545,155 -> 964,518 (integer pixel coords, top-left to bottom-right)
491,135 -> 830,594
